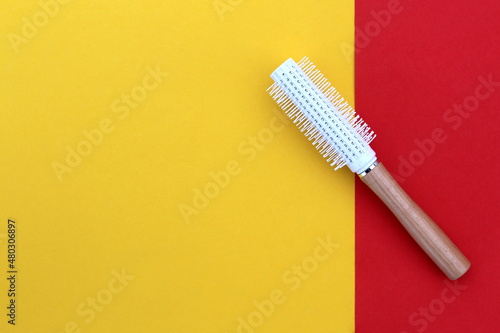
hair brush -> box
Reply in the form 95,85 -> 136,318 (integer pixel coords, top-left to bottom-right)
267,57 -> 470,280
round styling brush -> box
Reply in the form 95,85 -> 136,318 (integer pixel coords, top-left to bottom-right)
267,57 -> 470,280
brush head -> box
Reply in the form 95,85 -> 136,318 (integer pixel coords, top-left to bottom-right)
267,57 -> 377,174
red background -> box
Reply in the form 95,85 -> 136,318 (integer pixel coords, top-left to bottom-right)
355,0 -> 500,332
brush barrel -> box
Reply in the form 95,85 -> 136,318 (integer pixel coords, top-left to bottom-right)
360,163 -> 470,280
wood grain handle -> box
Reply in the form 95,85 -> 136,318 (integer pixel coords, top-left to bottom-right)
360,162 -> 470,280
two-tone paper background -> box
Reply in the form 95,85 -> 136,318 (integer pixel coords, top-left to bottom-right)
1,0 -> 499,332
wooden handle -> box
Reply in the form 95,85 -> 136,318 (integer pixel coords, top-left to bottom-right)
360,163 -> 470,280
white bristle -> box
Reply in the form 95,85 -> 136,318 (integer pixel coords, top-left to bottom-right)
268,57 -> 377,174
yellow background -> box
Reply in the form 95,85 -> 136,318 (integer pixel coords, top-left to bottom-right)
0,1 -> 354,332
